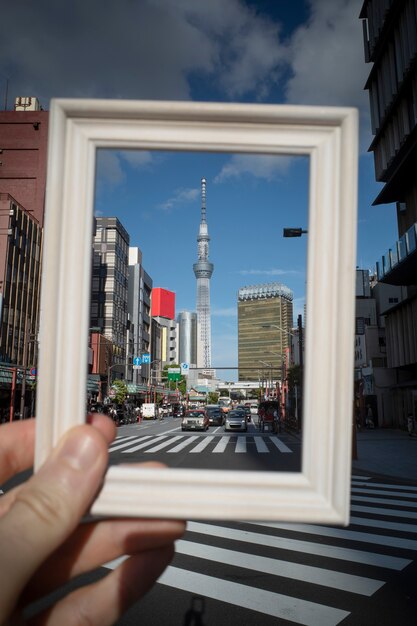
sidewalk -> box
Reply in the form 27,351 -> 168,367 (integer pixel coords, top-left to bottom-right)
352,428 -> 417,482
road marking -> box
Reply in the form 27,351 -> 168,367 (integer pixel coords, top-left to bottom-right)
352,486 -> 417,498
212,436 -> 230,453
167,436 -> 199,453
349,516 -> 417,534
189,436 -> 215,453
254,436 -> 269,453
235,437 -> 247,453
121,435 -> 168,453
351,504 -> 417,520
351,475 -> 372,480
186,522 -> 410,570
269,436 -> 292,453
144,435 -> 184,453
158,567 -> 350,626
175,540 -> 384,596
352,494 -> 417,509
109,435 -> 151,452
250,522 -> 417,551
352,480 -> 417,491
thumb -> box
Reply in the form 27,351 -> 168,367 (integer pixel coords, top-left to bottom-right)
0,425 -> 108,620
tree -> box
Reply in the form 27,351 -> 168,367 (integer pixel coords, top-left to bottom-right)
207,391 -> 219,404
112,379 -> 128,404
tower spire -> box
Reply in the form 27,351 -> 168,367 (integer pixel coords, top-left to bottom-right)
193,177 -> 214,369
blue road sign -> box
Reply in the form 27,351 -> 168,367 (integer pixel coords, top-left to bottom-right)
133,356 -> 142,366
142,353 -> 151,364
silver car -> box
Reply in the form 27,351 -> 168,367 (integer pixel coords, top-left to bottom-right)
224,409 -> 247,432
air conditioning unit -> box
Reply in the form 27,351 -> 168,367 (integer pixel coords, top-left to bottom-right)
14,97 -> 41,111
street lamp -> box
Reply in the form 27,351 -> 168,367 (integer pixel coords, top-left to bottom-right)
283,228 -> 308,237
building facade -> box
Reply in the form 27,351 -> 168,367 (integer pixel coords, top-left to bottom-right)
0,97 -> 48,227
193,178 -> 214,369
90,217 -> 130,379
238,283 -> 294,381
0,194 -> 42,366
177,310 -> 198,389
128,246 -> 152,385
361,0 -> 417,426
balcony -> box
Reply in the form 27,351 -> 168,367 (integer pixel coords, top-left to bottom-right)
376,221 -> 417,285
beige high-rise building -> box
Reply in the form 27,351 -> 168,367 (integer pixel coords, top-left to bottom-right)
238,283 -> 293,381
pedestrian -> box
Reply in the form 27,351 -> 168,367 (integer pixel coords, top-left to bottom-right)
0,414 -> 185,624
407,413 -> 414,437
365,405 -> 374,429
273,407 -> 281,434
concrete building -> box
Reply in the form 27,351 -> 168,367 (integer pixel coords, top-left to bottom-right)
127,246 -> 152,386
90,217 -> 130,384
151,287 -> 177,370
238,283 -> 294,381
177,310 -> 198,389
0,194 -> 42,366
360,0 -> 417,426
0,97 -> 48,227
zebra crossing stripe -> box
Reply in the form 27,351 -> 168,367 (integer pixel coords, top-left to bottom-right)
349,516 -> 417,534
352,480 -> 417,492
175,540 -> 384,595
269,436 -> 292,453
352,494 -> 417,509
254,436 -> 269,453
144,435 -> 184,453
352,486 -> 417,498
186,521 -> 410,570
351,504 -> 417,520
251,522 -> 417,551
235,437 -> 246,453
158,566 -> 350,626
167,436 -> 199,453
121,435 -> 168,453
189,436 -> 215,453
212,436 -> 230,453
109,435 -> 150,452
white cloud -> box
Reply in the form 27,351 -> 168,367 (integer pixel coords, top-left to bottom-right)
157,187 -> 199,211
95,150 -> 153,188
215,154 -> 293,183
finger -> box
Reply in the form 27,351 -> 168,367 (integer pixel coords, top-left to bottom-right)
0,419 -> 36,484
30,545 -> 175,626
86,413 -> 116,444
0,425 -> 108,623
23,518 -> 186,601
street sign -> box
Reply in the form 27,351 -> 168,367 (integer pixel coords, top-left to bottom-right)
180,362 -> 189,375
133,365 -> 141,370
109,389 -> 116,398
29,367 -> 37,376
133,356 -> 142,366
142,353 -> 151,364
168,367 -> 181,382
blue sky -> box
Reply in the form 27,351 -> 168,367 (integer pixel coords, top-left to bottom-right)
1,0 -> 398,368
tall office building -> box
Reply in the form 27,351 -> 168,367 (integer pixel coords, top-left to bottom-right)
238,283 -> 294,381
151,288 -> 177,368
90,217 -> 130,370
193,178 -> 214,369
128,247 -> 152,385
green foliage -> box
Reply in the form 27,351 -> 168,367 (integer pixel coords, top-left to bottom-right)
162,363 -> 186,395
112,379 -> 128,404
207,391 -> 219,404
286,365 -> 302,389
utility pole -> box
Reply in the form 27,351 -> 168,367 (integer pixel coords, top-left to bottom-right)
297,314 -> 303,432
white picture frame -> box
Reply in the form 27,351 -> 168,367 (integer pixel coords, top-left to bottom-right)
35,99 -> 358,524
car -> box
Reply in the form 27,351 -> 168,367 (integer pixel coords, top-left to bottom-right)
224,409 -> 247,432
236,404 -> 251,422
181,409 -> 209,431
205,404 -> 224,426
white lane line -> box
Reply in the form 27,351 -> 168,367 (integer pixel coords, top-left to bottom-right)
212,436 -> 230,453
249,522 -> 417,552
254,437 -> 269,453
187,522 -> 409,570
352,495 -> 417,509
109,435 -> 152,452
351,505 -> 417,520
269,436 -> 292,453
349,516 -> 417,534
235,437 -> 247,453
211,426 -> 223,434
121,436 -> 168,453
168,436 -> 199,453
351,475 -> 372,480
158,567 -> 350,626
352,487 -> 417,498
144,435 -> 184,453
190,436 -> 215,453
352,481 -> 417,492
175,540 -> 384,596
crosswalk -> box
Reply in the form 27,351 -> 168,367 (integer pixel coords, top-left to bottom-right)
109,432 -> 294,455
105,475 -> 417,625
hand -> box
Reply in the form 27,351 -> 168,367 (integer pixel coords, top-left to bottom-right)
0,415 -> 185,625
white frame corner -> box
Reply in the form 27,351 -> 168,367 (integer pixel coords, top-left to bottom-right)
35,99 -> 358,524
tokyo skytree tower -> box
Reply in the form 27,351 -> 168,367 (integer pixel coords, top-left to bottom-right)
193,177 -> 214,368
